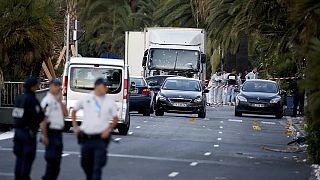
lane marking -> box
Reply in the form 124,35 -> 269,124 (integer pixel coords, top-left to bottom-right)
228,119 -> 242,123
0,131 -> 14,140
168,172 -> 179,177
218,131 -> 223,134
204,152 -> 211,156
220,121 -> 224,123
0,147 -> 250,167
143,121 -> 148,123
219,126 -> 223,129
215,177 -> 226,180
62,153 -> 70,157
217,138 -> 222,141
261,121 -> 276,125
135,126 -> 141,129
0,172 -> 14,177
189,162 -> 198,166
204,118 -> 210,121
214,144 -> 219,148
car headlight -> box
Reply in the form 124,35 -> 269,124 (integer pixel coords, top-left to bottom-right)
270,97 -> 281,103
237,95 -> 247,102
193,96 -> 202,103
157,94 -> 167,101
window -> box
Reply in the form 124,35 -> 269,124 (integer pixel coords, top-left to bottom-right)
242,81 -> 278,93
130,78 -> 146,87
163,79 -> 201,91
70,67 -> 122,94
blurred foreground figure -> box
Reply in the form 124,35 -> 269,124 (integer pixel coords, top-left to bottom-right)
40,79 -> 68,180
72,78 -> 119,180
12,77 -> 44,180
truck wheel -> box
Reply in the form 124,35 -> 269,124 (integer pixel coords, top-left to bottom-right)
198,108 -> 206,118
155,109 -> 164,116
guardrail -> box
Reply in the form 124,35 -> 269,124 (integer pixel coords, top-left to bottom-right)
0,82 -> 49,107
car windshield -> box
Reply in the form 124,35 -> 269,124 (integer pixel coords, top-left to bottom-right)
70,67 -> 122,94
130,78 -> 146,87
242,81 -> 278,93
149,48 -> 199,71
146,76 -> 172,86
162,79 -> 201,91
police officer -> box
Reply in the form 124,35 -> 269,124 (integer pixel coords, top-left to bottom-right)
72,78 -> 119,180
12,77 -> 44,180
40,79 -> 68,180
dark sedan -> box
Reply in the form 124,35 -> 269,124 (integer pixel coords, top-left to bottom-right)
235,79 -> 284,118
129,76 -> 154,116
155,77 -> 209,118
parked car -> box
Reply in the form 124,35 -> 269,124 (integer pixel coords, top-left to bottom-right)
155,77 -> 209,118
129,76 -> 154,116
235,79 -> 285,118
62,57 -> 130,135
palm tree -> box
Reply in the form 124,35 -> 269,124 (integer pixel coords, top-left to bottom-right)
0,0 -> 54,80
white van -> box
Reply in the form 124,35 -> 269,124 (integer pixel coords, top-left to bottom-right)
62,57 -> 130,135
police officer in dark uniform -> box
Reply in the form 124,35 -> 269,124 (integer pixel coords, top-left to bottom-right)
12,77 -> 44,180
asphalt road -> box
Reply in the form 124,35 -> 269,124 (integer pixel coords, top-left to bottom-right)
0,106 -> 311,180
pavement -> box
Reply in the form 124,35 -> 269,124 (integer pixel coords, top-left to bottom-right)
0,106 -> 311,180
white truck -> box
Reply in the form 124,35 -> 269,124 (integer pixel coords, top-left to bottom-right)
125,27 -> 206,80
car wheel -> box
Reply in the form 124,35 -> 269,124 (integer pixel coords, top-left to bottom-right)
235,110 -> 242,117
118,112 -> 130,135
63,122 -> 72,132
198,108 -> 206,118
155,109 -> 164,116
275,113 -> 283,119
143,108 -> 151,116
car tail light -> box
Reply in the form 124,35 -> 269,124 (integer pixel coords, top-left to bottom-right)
142,89 -> 151,95
123,79 -> 128,99
62,76 -> 68,96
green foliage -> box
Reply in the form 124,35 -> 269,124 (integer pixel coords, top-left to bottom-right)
305,38 -> 320,164
0,0 -> 54,80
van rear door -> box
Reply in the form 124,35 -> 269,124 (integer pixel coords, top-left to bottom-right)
67,65 -> 124,121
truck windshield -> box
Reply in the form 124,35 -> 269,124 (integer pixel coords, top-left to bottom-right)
70,67 -> 122,94
149,48 -> 199,71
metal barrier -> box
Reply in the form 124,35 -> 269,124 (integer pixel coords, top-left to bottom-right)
0,82 -> 49,107
1,82 -> 24,107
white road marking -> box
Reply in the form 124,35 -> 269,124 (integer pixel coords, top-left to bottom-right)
204,152 -> 211,156
203,126 -> 206,128
261,121 -> 276,125
215,177 -> 226,180
219,126 -> 223,129
0,172 -> 14,177
128,132 -> 133,135
114,138 -> 121,142
62,153 -> 70,157
0,131 -> 14,140
217,138 -> 222,141
214,144 -> 219,148
0,147 -> 246,166
190,162 -> 198,166
168,172 -> 179,177
136,126 -> 141,129
220,121 -> 224,123
204,118 -> 210,121
218,131 -> 223,134
228,119 -> 243,123
143,121 -> 148,123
